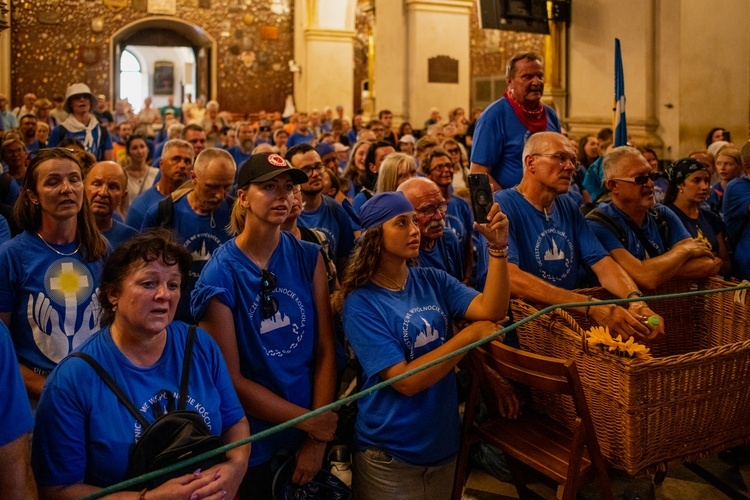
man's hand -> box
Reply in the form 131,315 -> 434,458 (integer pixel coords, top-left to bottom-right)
627,302 -> 664,342
589,303 -> 651,341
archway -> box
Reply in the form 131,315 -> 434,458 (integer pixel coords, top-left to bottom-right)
110,17 -> 217,106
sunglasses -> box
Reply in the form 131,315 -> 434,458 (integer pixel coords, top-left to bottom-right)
611,172 -> 660,185
261,269 -> 279,320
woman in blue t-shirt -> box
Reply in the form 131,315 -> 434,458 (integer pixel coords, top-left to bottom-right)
32,230 -> 250,499
192,152 -> 338,499
665,158 -> 732,276
0,148 -> 108,401
340,191 -> 514,500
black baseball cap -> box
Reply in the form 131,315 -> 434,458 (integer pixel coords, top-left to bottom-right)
237,152 -> 308,189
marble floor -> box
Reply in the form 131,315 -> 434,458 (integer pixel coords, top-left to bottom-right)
461,449 -> 750,500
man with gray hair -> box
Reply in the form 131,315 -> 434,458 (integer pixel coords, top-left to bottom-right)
84,161 -> 138,249
470,52 -> 561,192
141,148 -> 237,322
398,177 -> 464,281
125,138 -> 194,229
490,131 -> 663,340
587,146 -> 722,289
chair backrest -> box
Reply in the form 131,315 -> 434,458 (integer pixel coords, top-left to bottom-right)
471,340 -> 590,420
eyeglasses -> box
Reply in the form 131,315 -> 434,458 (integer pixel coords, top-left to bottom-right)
432,162 -> 454,172
261,269 -> 279,320
532,152 -> 576,166
415,202 -> 448,218
611,172 -> 660,185
300,163 -> 325,176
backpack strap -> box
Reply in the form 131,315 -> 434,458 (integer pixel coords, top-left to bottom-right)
156,196 -> 175,229
585,208 -> 627,246
177,325 -> 197,410
69,352 -> 150,429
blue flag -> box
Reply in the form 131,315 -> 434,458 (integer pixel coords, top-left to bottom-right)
614,38 -> 627,147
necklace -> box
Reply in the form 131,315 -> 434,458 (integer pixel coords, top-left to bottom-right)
37,232 -> 80,256
376,271 -> 407,291
243,242 -> 273,270
514,187 -> 550,221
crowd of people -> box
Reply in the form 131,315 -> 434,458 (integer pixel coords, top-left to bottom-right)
1,50 -> 749,500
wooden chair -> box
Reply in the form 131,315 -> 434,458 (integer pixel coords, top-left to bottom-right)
452,340 -> 613,500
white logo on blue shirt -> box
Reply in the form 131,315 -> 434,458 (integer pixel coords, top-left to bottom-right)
30,258 -> 100,364
534,228 -> 574,284
402,306 -> 449,360
252,287 -> 306,357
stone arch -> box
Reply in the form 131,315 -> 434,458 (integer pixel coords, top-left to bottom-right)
110,17 -> 217,103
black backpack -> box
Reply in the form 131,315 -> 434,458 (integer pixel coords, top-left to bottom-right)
156,191 -> 236,229
70,325 -> 226,489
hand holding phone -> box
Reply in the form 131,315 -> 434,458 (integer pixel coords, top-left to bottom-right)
468,173 -> 493,223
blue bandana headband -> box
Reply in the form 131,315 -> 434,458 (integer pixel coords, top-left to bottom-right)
359,192 -> 415,230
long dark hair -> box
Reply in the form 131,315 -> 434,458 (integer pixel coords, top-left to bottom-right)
13,147 -> 108,262
98,229 -> 192,326
337,226 -> 384,310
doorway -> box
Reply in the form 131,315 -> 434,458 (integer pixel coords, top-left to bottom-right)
110,17 -> 216,109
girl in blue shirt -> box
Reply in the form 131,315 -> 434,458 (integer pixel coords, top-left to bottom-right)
192,152 -> 338,499
340,191 -> 514,500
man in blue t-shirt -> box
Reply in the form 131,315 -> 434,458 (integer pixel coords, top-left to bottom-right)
722,142 -> 750,280
490,132 -> 663,340
125,139 -> 194,229
287,113 -> 316,147
398,177 -> 464,281
286,144 -> 356,271
226,122 -> 255,179
424,147 -> 474,283
142,148 -> 236,322
588,147 -> 721,290
470,52 -> 561,192
85,161 -> 138,249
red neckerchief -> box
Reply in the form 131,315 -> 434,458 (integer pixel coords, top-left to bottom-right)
504,89 -> 548,133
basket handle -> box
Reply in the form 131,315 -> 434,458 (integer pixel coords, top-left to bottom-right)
548,308 -> 589,354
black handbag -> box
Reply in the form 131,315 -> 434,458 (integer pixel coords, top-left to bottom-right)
70,325 -> 226,489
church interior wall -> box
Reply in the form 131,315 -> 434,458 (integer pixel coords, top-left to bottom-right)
8,0 -> 295,114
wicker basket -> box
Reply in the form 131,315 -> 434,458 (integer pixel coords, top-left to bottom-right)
510,277 -> 750,475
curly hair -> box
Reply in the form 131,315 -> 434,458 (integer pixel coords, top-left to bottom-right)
98,229 -> 192,326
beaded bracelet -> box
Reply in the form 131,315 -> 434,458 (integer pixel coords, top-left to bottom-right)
488,247 -> 508,258
487,242 -> 509,251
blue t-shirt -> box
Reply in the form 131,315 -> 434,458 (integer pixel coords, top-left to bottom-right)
417,228 -> 464,281
0,321 -> 34,446
298,195 -> 355,263
227,146 -> 252,182
707,181 -> 724,217
142,195 -> 233,322
48,122 -> 113,161
287,131 -> 316,147
446,195 -> 473,252
351,190 -> 370,213
342,267 -> 479,465
0,231 -> 104,374
582,157 -> 605,201
666,204 -> 723,255
32,322 -> 244,487
587,203 -> 690,259
125,186 -> 165,230
191,233 -> 320,465
494,189 -> 608,289
0,214 -> 10,244
0,173 -> 21,206
470,98 -> 560,189
723,176 -> 750,279
102,220 -> 139,250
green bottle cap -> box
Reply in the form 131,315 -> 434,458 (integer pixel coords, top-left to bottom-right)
647,315 -> 660,327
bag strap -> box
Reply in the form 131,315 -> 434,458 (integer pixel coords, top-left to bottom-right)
69,324 -> 197,421
156,196 -> 175,229
69,352 -> 151,428
178,325 -> 197,410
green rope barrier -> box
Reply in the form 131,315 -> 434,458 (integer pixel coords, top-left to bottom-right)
82,281 -> 750,498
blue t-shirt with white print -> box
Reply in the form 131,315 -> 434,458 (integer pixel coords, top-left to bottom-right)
343,266 -> 478,466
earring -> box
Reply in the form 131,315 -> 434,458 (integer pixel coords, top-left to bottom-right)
112,304 -> 118,312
